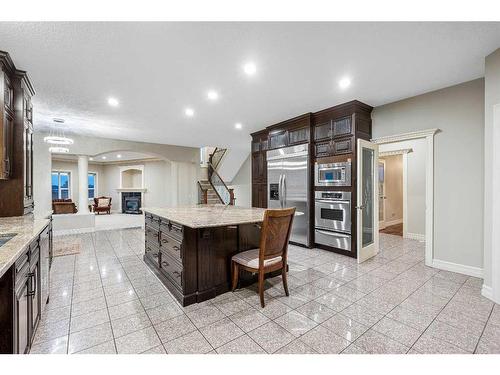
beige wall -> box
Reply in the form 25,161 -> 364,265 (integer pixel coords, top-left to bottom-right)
229,154 -> 252,207
380,155 -> 403,225
373,78 -> 485,271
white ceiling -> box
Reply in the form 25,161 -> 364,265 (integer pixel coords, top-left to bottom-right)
1,22 -> 499,154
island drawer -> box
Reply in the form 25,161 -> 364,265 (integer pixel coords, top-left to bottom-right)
145,240 -> 160,264
159,232 -> 182,263
145,225 -> 160,242
145,213 -> 161,230
159,251 -> 183,290
159,221 -> 183,242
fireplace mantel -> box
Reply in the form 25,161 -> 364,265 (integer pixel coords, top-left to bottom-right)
116,188 -> 147,192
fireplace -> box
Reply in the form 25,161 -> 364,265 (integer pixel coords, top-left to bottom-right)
122,192 -> 142,214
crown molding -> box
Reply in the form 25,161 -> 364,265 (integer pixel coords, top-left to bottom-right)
372,128 -> 439,144
379,148 -> 413,157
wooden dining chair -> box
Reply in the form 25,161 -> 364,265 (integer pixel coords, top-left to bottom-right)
231,207 -> 296,308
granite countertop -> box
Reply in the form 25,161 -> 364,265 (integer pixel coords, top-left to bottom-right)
0,215 -> 50,278
144,205 -> 266,228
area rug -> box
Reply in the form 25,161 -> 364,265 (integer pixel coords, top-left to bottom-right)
53,236 -> 81,257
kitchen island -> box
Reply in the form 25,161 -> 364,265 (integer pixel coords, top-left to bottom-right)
143,205 -> 266,306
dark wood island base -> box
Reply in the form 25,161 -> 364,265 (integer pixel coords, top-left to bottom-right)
144,208 -> 273,307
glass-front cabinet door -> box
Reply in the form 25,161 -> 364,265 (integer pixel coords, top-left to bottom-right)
357,139 -> 379,263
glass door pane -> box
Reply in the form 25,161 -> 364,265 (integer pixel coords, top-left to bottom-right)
357,139 -> 379,263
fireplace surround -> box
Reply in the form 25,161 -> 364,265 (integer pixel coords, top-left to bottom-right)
122,192 -> 142,214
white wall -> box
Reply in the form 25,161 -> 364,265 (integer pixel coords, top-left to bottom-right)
379,139 -> 426,237
228,154 -> 252,207
34,133 -> 201,215
373,78 -> 485,271
483,48 -> 500,299
52,160 -> 105,206
33,133 -> 52,218
380,155 -> 403,224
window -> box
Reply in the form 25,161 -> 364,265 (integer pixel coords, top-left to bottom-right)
88,172 -> 97,199
51,171 -> 71,200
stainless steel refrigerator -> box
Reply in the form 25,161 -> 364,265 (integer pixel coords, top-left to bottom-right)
267,144 -> 309,246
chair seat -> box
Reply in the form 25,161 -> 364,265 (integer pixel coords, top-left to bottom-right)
232,249 -> 282,269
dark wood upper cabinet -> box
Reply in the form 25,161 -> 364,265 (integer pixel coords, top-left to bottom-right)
268,130 -> 287,149
0,51 -> 36,216
314,121 -> 331,141
332,116 -> 353,138
288,126 -> 309,145
251,151 -> 266,183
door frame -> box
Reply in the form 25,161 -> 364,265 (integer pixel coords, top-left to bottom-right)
378,149 -> 412,237
372,128 -> 439,267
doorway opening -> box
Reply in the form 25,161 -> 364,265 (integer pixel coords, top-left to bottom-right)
378,154 -> 404,236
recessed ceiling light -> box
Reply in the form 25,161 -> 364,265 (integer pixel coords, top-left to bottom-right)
116,154 -> 122,158
235,123 -> 243,130
89,157 -> 94,161
243,62 -> 257,76
185,107 -> 195,117
48,147 -> 69,154
101,156 -> 107,160
107,97 -> 119,107
207,90 -> 219,101
339,77 -> 351,89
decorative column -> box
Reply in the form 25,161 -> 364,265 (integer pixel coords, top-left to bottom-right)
78,155 -> 89,214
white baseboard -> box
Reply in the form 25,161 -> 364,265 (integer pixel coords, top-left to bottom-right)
432,258 -> 483,278
385,218 -> 403,227
482,284 -> 493,300
405,232 -> 425,241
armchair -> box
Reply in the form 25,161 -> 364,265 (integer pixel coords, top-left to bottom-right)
93,196 -> 112,215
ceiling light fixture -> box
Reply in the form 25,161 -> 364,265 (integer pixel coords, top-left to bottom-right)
49,147 -> 69,154
116,154 -> 122,158
207,90 -> 219,101
108,97 -> 119,107
243,62 -> 257,76
235,123 -> 243,130
101,156 -> 107,160
339,77 -> 351,89
44,118 -> 74,146
185,108 -> 195,117
89,157 -> 94,161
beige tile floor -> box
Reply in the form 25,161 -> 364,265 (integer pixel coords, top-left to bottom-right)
30,228 -> 500,354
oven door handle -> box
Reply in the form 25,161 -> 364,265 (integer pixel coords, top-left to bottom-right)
315,199 -> 350,205
315,230 -> 351,238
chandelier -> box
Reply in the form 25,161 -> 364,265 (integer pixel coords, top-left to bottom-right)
44,118 -> 74,145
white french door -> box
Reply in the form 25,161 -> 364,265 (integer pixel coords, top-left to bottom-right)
378,159 -> 386,229
357,139 -> 379,263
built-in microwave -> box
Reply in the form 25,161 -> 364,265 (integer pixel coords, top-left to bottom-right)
314,161 -> 351,187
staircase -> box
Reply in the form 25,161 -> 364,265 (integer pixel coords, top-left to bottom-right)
198,148 -> 235,205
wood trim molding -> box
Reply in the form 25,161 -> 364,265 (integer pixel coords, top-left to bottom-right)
371,128 -> 439,144
372,128 -> 439,269
379,148 -> 413,157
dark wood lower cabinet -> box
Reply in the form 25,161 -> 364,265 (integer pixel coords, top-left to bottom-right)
144,212 -> 279,307
0,223 -> 50,354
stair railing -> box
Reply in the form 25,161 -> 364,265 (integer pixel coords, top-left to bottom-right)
209,147 -> 227,171
207,161 -> 235,205
197,181 -> 208,204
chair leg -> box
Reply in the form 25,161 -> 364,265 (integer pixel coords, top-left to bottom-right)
231,261 -> 239,292
282,266 -> 289,296
258,271 -> 265,308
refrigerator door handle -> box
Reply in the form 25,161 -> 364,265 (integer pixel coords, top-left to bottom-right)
283,174 -> 287,207
278,174 -> 283,208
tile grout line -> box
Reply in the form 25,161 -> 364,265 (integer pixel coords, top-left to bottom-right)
472,302 -> 495,354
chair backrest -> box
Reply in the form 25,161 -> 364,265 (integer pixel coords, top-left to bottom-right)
94,196 -> 112,205
258,207 -> 296,266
